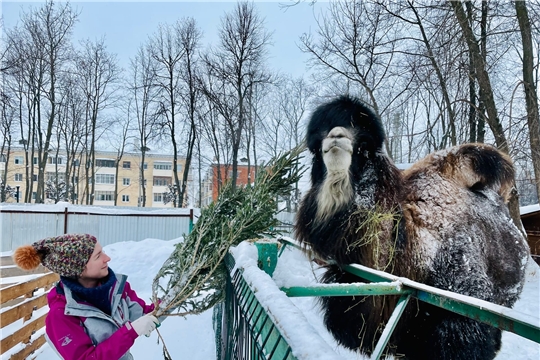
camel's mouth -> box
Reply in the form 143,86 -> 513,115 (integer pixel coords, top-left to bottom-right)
322,127 -> 354,172
323,141 -> 353,154
322,127 -> 354,155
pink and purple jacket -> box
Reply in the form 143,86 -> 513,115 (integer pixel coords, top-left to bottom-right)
45,273 -> 155,360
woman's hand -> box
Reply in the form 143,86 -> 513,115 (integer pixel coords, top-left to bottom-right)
131,314 -> 159,337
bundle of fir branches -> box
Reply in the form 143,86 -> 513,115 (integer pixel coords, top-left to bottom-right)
151,146 -> 304,322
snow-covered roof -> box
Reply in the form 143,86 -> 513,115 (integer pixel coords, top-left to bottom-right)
521,204 -> 540,216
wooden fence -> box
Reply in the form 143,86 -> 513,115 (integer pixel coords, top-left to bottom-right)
1,256 -> 58,360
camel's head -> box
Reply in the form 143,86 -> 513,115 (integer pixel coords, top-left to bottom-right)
306,95 -> 386,186
305,95 -> 388,220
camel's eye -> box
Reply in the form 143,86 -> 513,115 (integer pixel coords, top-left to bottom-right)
470,181 -> 488,199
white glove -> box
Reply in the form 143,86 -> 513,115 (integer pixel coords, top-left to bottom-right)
131,314 -> 159,337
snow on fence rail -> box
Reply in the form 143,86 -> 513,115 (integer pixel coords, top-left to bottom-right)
0,272 -> 59,360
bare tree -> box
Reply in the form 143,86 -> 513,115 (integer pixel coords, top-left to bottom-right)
75,37 -> 120,204
449,2 -> 509,152
128,45 -> 160,207
450,1 -> 522,228
244,78 -> 273,183
21,0 -> 78,203
246,76 -> 313,211
515,1 -> 540,202
0,92 -> 16,202
148,22 -> 185,207
200,1 -> 272,190
197,70 -> 232,194
6,18 -> 48,202
300,1 -> 400,122
381,1 -> 459,147
177,18 -> 203,207
57,70 -> 86,203
111,114 -> 131,206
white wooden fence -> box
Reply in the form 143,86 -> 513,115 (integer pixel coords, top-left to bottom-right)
0,203 -> 295,251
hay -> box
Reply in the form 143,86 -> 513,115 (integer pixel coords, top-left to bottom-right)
347,206 -> 402,271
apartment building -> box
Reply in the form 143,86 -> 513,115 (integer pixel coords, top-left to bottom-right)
200,163 -> 258,207
0,147 -> 188,208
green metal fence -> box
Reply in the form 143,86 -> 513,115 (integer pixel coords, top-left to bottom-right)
215,251 -> 297,360
215,237 -> 540,359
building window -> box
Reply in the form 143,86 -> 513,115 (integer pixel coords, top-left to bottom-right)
33,157 -> 38,165
95,191 -> 114,201
74,159 -> 80,167
14,173 -> 23,181
123,161 -> 131,169
154,162 -> 172,170
143,162 -> 148,170
0,154 -> 6,162
228,170 -> 240,179
123,178 -> 130,186
14,156 -> 24,165
96,159 -> 116,168
47,172 -> 66,182
32,174 -> 38,181
153,176 -> 172,186
153,193 -> 163,202
122,194 -> 130,202
48,156 -> 63,165
95,174 -> 115,184
71,176 -> 79,183
32,192 -> 37,200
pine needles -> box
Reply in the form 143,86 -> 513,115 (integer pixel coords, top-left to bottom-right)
151,146 -> 305,319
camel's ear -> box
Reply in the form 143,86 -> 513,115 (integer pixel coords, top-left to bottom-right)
441,144 -> 515,202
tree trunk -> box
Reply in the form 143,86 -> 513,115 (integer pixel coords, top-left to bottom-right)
466,2 -> 477,143
450,2 -> 508,152
515,1 -> 540,202
450,1 -> 522,231
409,1 -> 456,146
140,150 -> 147,207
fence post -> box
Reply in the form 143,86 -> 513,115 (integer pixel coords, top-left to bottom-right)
64,207 -> 68,234
189,208 -> 194,234
254,240 -> 278,277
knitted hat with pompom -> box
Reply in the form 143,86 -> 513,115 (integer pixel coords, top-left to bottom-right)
13,234 -> 97,278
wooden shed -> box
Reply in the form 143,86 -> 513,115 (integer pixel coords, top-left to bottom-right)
521,204 -> 540,264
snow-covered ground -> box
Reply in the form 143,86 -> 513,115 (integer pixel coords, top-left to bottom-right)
4,237 -> 538,360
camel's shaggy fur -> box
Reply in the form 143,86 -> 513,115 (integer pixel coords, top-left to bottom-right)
295,95 -> 530,360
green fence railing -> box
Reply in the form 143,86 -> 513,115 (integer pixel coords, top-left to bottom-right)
215,237 -> 540,360
215,252 -> 297,360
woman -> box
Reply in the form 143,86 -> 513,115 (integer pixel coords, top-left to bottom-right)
13,234 -> 159,360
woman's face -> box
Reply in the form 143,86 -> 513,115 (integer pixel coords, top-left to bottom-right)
80,241 -> 111,284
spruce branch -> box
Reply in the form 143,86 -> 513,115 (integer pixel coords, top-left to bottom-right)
151,146 -> 305,319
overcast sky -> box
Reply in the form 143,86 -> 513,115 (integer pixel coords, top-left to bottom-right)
2,1 -> 328,78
